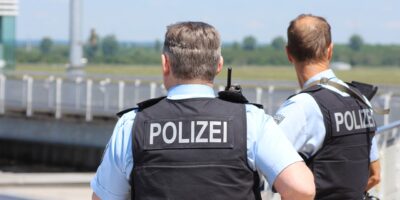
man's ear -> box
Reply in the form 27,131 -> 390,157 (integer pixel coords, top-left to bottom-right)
161,53 -> 170,76
216,56 -> 224,75
327,43 -> 334,61
285,46 -> 294,63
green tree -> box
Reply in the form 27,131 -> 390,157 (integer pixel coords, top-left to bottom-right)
349,34 -> 364,51
102,35 -> 119,62
232,41 -> 240,50
242,36 -> 257,51
154,39 -> 162,52
86,28 -> 99,61
271,36 -> 286,50
39,37 -> 53,55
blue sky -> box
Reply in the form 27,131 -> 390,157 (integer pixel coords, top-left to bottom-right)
17,0 -> 400,44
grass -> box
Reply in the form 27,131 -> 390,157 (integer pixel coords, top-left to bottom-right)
14,64 -> 400,85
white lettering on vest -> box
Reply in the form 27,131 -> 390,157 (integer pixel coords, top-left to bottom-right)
196,121 -> 208,143
149,120 -> 229,145
209,121 -> 221,143
150,123 -> 162,145
334,109 -> 375,132
162,122 -> 177,144
178,121 -> 189,143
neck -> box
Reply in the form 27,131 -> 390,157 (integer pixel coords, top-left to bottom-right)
294,61 -> 329,88
166,79 -> 214,90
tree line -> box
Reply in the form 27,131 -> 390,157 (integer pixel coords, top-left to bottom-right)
16,31 -> 400,67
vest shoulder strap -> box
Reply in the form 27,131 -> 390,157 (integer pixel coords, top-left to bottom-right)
346,81 -> 378,101
218,91 -> 263,109
116,107 -> 138,117
287,85 -> 323,100
137,96 -> 166,111
116,96 -> 166,117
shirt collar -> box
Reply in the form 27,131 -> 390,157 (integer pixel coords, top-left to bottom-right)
167,84 -> 216,100
303,69 -> 338,88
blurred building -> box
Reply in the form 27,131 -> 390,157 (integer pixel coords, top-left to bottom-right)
330,61 -> 352,71
0,0 -> 18,70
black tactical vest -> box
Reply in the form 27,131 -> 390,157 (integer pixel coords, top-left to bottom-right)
301,85 -> 376,200
128,96 -> 261,200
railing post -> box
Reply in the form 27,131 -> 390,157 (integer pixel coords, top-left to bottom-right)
267,86 -> 275,112
100,78 -> 111,111
45,76 -> 55,108
160,84 -> 167,95
0,74 -> 5,114
118,81 -> 125,111
22,74 -> 28,107
256,87 -> 263,104
26,76 -> 33,117
86,79 -> 93,121
75,77 -> 83,109
383,92 -> 393,126
134,79 -> 141,104
150,82 -> 157,99
55,78 -> 62,119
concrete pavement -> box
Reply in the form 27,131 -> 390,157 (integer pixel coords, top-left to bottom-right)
0,172 -> 94,200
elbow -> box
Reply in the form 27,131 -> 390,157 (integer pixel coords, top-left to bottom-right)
297,185 -> 316,200
281,182 -> 316,200
370,174 -> 381,186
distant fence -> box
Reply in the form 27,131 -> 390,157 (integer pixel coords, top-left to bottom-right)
0,73 -> 397,125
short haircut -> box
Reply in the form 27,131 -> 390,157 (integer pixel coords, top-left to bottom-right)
287,14 -> 332,63
163,21 -> 221,81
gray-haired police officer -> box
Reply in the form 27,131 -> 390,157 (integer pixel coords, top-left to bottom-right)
91,21 -> 315,200
275,14 -> 381,200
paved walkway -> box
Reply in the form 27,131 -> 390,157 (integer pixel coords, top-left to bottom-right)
0,172 -> 94,200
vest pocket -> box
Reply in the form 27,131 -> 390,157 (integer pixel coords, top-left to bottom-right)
313,159 -> 369,199
133,163 -> 255,200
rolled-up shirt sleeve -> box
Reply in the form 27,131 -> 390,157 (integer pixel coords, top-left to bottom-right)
246,105 -> 302,186
370,136 -> 379,162
91,111 -> 135,200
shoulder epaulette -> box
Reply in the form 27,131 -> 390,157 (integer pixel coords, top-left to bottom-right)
137,96 -> 166,111
116,107 -> 138,117
116,96 -> 166,117
287,85 -> 322,100
346,81 -> 378,101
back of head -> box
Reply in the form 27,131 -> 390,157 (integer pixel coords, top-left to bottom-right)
163,21 -> 221,82
287,14 -> 332,64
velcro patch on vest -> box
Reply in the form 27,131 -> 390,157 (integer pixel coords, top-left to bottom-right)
330,108 -> 376,137
143,118 -> 234,150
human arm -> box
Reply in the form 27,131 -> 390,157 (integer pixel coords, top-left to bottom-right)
246,105 -> 315,199
90,111 -> 136,200
366,136 -> 380,191
92,193 -> 101,200
366,160 -> 381,191
274,161 -> 315,200
274,93 -> 325,158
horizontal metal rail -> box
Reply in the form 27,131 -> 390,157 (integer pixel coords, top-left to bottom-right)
377,120 -> 400,134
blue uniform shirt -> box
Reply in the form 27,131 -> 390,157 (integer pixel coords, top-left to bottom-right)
91,84 -> 302,200
275,69 -> 379,161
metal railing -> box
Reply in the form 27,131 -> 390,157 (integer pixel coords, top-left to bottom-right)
0,73 -> 399,199
373,120 -> 400,200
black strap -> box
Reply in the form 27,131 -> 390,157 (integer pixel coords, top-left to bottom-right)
305,78 -> 389,115
218,91 -> 263,109
116,108 -> 137,117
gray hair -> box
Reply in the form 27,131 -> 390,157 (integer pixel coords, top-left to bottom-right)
163,21 -> 221,81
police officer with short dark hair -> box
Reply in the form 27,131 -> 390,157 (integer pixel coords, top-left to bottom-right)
91,21 -> 315,200
275,14 -> 381,199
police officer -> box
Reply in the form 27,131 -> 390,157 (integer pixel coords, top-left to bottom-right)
91,21 -> 315,200
275,14 -> 381,199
